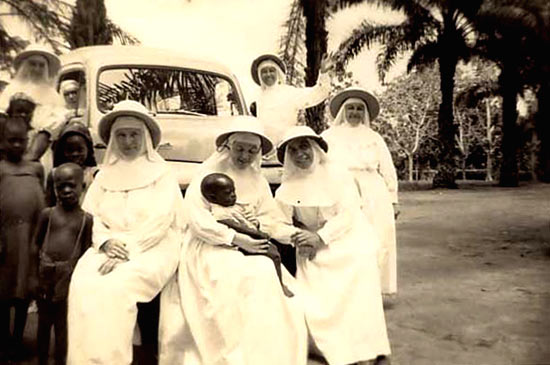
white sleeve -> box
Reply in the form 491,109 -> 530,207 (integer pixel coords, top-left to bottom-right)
291,72 -> 331,109
254,179 -> 299,244
376,134 -> 398,203
81,180 -> 111,250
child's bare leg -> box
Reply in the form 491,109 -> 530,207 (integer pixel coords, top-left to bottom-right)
37,299 -> 53,365
0,301 -> 10,354
13,299 -> 29,345
266,243 -> 294,298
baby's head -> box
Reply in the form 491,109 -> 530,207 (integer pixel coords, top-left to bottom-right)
52,162 -> 84,209
201,173 -> 237,207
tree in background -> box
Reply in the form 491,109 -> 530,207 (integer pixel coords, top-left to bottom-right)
299,0 -> 330,133
473,0 -> 548,186
335,0 -> 484,188
0,0 -> 137,74
377,68 -> 439,181
279,0 -> 307,88
454,62 -> 501,181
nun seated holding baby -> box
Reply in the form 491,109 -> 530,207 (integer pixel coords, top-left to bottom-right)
67,100 -> 185,365
159,117 -> 307,365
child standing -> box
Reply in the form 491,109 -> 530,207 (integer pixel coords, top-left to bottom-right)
34,162 -> 92,365
46,121 -> 97,206
1,93 -> 36,161
0,117 -> 45,360
201,172 -> 293,297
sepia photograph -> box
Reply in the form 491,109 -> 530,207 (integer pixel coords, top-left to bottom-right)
0,0 -> 549,364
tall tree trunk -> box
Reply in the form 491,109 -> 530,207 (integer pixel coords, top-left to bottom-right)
499,66 -> 520,187
485,99 -> 493,181
407,153 -> 414,181
535,79 -> 550,182
432,52 -> 459,188
301,0 -> 328,133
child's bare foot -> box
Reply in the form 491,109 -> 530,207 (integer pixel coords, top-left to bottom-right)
282,284 -> 294,297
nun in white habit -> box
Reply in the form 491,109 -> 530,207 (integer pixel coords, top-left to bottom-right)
251,54 -> 332,146
67,100 -> 185,365
159,117 -> 307,365
0,44 -> 66,166
275,126 -> 391,365
322,88 -> 399,295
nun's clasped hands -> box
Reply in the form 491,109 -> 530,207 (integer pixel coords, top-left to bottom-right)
292,230 -> 324,260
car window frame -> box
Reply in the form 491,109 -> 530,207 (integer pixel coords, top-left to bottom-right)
95,64 -> 245,117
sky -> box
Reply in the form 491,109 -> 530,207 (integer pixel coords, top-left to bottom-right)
2,0 -> 408,101
105,0 -> 408,101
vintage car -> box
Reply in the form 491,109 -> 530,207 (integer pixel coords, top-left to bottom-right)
57,45 -> 282,190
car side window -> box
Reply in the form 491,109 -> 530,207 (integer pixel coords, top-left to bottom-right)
98,67 -> 243,116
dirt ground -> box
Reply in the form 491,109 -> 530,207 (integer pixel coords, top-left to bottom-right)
7,183 -> 550,365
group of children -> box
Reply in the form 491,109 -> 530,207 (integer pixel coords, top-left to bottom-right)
0,93 -> 96,364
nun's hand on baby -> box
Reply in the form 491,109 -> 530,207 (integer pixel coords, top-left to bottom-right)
101,239 -> 130,261
239,208 -> 260,229
232,233 -> 270,254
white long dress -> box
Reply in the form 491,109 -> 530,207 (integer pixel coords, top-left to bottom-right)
257,73 -> 330,145
276,185 -> 391,365
159,166 -> 307,365
322,125 -> 398,294
67,168 -> 184,365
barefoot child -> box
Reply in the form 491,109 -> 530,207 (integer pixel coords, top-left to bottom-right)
34,162 -> 92,365
0,117 -> 45,360
201,172 -> 293,297
46,121 -> 97,206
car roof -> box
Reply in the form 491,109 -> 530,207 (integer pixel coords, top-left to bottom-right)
59,45 -> 235,76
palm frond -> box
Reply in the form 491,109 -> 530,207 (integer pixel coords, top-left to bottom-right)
406,40 -> 438,72
106,20 -> 140,45
336,22 -> 405,65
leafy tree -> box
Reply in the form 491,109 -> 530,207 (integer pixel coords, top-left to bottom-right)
68,0 -> 116,48
335,0 -> 484,188
377,68 -> 439,181
455,61 -> 501,181
0,0 -> 138,73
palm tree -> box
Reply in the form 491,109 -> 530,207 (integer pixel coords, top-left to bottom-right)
279,0 -> 307,87
299,0 -> 330,133
473,0 -> 546,186
0,0 -> 70,71
0,0 -> 137,72
335,0 -> 484,188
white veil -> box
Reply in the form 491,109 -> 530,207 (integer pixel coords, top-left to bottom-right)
276,138 -> 343,207
95,117 -> 168,191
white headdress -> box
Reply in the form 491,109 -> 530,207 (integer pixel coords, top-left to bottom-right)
96,116 -> 168,191
276,137 -> 341,207
258,60 -> 286,90
331,97 -> 371,128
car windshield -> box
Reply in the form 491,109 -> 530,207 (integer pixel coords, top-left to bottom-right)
97,67 -> 243,116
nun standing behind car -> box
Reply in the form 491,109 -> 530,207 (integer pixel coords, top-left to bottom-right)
275,126 -> 391,365
322,88 -> 399,295
251,54 -> 332,146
